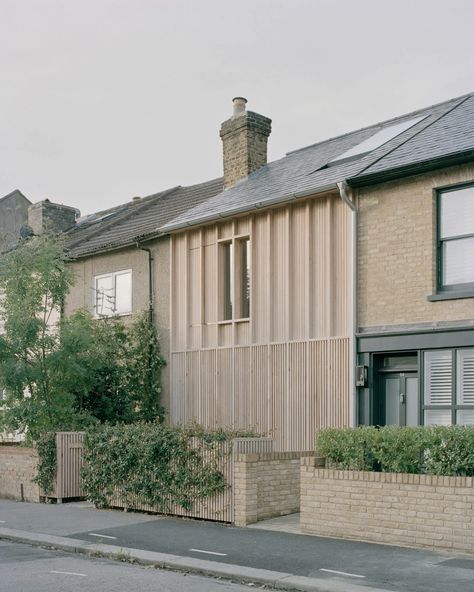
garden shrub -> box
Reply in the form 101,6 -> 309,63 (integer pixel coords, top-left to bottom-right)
81,422 -> 258,511
316,426 -> 379,470
316,425 -> 474,476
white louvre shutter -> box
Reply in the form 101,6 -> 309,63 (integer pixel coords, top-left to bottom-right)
424,350 -> 453,405
457,349 -> 474,405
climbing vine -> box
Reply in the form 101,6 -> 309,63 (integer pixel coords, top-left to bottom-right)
33,432 -> 57,494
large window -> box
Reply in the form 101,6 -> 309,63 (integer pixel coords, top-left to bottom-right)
94,270 -> 132,317
219,236 -> 250,321
423,348 -> 474,425
438,184 -> 474,291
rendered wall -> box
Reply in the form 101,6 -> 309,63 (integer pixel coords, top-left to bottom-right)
65,238 -> 171,414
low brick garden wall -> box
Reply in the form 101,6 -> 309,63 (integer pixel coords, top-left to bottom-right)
301,457 -> 474,553
0,445 -> 40,502
233,451 -> 313,526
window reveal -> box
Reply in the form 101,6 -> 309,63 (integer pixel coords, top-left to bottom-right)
220,236 -> 250,321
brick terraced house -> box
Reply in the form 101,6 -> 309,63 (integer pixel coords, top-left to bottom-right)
350,94 -> 474,428
16,92 -> 473,447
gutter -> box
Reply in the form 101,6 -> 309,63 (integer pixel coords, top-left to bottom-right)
337,181 -> 357,427
347,150 -> 474,188
160,182 -> 339,234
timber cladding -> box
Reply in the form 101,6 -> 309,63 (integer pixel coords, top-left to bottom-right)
170,193 -> 352,450
301,460 -> 474,553
0,446 -> 40,502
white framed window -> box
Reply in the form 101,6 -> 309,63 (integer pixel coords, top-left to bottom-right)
93,270 -> 132,317
423,348 -> 474,425
219,236 -> 250,322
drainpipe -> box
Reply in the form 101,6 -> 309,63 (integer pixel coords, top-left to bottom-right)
337,181 -> 358,427
136,242 -> 154,325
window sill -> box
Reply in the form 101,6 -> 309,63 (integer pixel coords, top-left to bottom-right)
427,291 -> 474,302
93,311 -> 133,319
217,318 -> 250,325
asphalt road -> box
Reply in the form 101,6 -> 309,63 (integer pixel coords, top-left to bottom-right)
2,500 -> 474,592
69,518 -> 474,592
0,539 -> 256,592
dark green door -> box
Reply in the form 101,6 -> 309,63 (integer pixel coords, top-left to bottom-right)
382,372 -> 418,426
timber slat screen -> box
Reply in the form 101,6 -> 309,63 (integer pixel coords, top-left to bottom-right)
45,432 -> 85,501
107,437 -> 273,523
170,195 -> 353,450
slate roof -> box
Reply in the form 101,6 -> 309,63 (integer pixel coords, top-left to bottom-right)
65,178 -> 222,258
160,93 -> 473,232
350,94 -> 474,184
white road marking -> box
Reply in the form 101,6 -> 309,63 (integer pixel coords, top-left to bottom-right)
320,568 -> 366,579
88,533 -> 117,540
189,548 -> 228,556
50,570 -> 87,577
0,521 -> 6,523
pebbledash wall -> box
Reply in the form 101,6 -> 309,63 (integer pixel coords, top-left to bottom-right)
0,446 -> 40,502
233,451 -> 313,526
300,458 -> 474,554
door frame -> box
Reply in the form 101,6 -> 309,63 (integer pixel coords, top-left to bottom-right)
379,371 -> 418,426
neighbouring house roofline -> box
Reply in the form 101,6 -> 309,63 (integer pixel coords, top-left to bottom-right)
65,177 -> 223,258
0,189 -> 31,205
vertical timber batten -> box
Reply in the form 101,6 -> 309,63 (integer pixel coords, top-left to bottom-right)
170,193 -> 352,449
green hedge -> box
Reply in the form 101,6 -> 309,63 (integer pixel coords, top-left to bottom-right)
81,422 -> 257,510
316,426 -> 474,476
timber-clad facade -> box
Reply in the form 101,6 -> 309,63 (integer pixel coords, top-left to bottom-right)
170,193 -> 352,450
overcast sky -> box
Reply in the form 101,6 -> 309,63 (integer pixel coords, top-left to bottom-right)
1,0 -> 473,215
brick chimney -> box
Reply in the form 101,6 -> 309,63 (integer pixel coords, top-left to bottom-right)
220,97 -> 272,189
27,200 -> 79,235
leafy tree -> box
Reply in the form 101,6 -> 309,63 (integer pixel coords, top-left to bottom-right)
0,233 -> 166,441
0,233 -> 79,441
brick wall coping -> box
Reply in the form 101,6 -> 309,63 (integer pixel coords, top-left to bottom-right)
0,445 -> 36,457
235,450 -> 313,463
303,459 -> 474,488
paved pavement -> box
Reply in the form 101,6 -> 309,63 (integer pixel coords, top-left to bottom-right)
1,499 -> 474,592
0,539 -> 253,592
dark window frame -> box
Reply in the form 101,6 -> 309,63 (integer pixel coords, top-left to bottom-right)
436,181 -> 474,295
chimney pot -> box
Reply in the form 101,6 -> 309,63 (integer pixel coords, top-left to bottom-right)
232,97 -> 247,118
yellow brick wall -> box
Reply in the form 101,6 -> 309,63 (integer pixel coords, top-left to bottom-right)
233,451 -> 313,526
301,459 -> 474,553
0,446 -> 40,502
358,163 -> 474,329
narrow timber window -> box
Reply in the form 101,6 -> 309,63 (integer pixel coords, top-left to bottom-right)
423,348 -> 474,425
94,269 -> 132,317
219,236 -> 250,321
438,183 -> 474,292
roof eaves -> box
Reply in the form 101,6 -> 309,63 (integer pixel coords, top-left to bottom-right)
347,149 -> 474,188
160,182 -> 339,234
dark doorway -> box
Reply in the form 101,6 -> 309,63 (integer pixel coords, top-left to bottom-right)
374,354 -> 419,426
